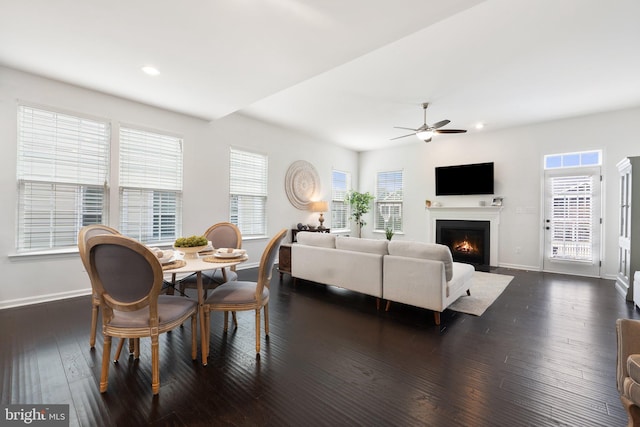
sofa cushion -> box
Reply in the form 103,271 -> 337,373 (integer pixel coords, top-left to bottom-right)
296,231 -> 336,248
335,236 -> 388,255
387,241 -> 454,281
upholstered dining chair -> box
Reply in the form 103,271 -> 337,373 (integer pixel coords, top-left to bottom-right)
178,222 -> 243,294
78,225 -> 121,349
201,228 -> 287,363
87,234 -> 198,394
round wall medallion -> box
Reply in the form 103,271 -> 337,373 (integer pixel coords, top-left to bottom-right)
285,160 -> 320,210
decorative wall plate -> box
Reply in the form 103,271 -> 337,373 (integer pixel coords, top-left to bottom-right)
285,160 -> 320,210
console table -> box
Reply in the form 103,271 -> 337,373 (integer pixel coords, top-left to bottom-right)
278,243 -> 291,279
291,228 -> 330,243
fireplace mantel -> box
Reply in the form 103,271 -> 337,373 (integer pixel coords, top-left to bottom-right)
427,206 -> 502,266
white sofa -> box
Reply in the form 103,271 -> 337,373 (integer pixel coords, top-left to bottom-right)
290,232 -> 475,325
291,232 -> 387,309
383,240 -> 475,325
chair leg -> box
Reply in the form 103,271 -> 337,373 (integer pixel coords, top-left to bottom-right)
255,309 -> 261,354
434,311 -> 441,325
133,338 -> 140,359
204,310 -> 211,352
232,311 -> 238,328
100,335 -> 112,393
90,303 -> 99,348
191,314 -> 197,360
129,338 -> 135,354
264,304 -> 269,336
223,311 -> 229,333
385,300 -> 392,312
114,339 -> 125,362
151,334 -> 160,395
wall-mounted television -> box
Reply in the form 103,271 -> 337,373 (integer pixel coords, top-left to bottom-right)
435,162 -> 494,196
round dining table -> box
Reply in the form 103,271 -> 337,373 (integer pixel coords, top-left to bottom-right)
163,252 -> 248,364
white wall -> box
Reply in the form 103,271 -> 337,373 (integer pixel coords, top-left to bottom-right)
0,66 -> 358,308
359,106 -> 640,277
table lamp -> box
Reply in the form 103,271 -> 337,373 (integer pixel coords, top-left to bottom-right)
310,201 -> 329,231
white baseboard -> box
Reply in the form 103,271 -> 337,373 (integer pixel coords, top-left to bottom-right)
496,262 -> 541,271
0,289 -> 92,310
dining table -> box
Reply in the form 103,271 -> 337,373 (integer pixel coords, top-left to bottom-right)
162,250 -> 248,365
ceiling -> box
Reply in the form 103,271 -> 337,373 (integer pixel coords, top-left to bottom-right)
2,0 -> 639,152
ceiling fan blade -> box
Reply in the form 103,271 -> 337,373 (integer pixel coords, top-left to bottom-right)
435,129 -> 467,134
431,120 -> 450,129
390,132 -> 416,140
393,126 -> 418,131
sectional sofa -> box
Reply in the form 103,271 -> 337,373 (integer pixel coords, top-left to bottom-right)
291,232 -> 475,325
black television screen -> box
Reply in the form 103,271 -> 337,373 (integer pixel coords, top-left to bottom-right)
435,162 -> 494,195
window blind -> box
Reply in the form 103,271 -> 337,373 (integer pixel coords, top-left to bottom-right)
119,127 -> 183,243
375,170 -> 403,232
16,106 -> 110,251
548,175 -> 593,261
229,148 -> 268,237
331,170 -> 350,230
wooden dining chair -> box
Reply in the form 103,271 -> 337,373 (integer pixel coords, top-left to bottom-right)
178,222 -> 243,294
78,225 -> 121,349
87,234 -> 198,394
201,228 -> 287,363
178,222 -> 242,328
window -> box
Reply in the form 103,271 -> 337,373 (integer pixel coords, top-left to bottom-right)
375,170 -> 403,232
229,148 -> 268,237
545,150 -> 601,169
16,106 -> 110,251
331,170 -> 351,230
119,127 -> 183,243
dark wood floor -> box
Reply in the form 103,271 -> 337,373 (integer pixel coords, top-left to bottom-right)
1,266 -> 638,426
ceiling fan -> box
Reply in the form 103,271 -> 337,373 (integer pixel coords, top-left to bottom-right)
392,102 -> 467,143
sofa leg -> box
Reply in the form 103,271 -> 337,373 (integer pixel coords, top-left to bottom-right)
434,312 -> 441,325
376,298 -> 381,310
385,301 -> 391,312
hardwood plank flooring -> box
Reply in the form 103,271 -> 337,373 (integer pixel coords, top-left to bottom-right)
1,267 -> 637,426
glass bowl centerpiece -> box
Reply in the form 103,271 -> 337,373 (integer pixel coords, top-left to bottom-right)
174,235 -> 209,259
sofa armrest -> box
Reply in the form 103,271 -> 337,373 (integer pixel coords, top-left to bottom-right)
383,256 -> 447,312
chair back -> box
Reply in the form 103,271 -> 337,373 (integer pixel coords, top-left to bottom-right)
87,234 -> 164,323
255,228 -> 288,298
205,222 -> 242,249
78,225 -> 121,285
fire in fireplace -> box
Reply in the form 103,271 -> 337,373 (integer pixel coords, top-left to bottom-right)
436,220 -> 490,269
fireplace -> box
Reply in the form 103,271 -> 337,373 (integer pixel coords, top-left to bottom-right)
436,220 -> 490,270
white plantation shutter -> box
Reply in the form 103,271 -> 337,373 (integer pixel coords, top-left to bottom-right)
375,170 -> 403,232
119,127 -> 183,243
229,148 -> 268,237
331,170 -> 350,230
16,106 -> 110,251
548,175 -> 593,261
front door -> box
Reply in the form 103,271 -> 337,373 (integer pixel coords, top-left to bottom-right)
542,166 -> 601,277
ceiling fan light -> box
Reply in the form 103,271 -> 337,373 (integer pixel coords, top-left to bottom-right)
416,130 -> 434,141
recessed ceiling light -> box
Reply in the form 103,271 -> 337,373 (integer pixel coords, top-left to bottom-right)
141,66 -> 160,76
475,122 -> 485,130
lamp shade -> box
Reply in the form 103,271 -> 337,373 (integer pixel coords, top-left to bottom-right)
310,201 -> 329,212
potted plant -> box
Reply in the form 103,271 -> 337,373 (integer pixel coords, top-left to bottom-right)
385,227 -> 394,241
346,191 -> 375,238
